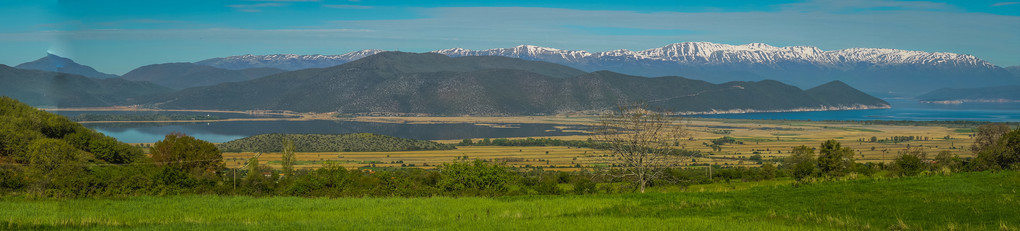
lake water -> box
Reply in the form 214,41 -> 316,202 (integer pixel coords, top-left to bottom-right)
62,98 -> 1019,143
81,121 -> 589,143
693,98 -> 1020,122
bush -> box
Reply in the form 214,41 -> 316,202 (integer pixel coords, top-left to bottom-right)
151,133 -> 223,178
785,145 -> 817,181
436,160 -> 515,196
891,148 -> 928,177
817,140 -> 855,177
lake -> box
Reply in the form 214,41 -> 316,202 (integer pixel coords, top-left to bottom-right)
80,121 -> 589,143
693,98 -> 1020,122
59,98 -> 1019,143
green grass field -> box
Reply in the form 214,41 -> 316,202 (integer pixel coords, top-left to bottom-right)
3,171 -> 1017,230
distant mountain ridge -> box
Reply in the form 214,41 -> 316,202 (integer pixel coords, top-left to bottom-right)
15,54 -> 119,79
195,49 -> 385,70
918,86 -> 1020,103
434,43 -> 993,68
147,52 -> 888,115
120,63 -> 285,89
190,42 -> 1017,96
432,43 -> 1016,95
0,64 -> 171,107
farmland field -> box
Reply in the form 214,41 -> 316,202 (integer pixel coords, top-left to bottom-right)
220,117 -> 978,170
2,171 -> 1016,230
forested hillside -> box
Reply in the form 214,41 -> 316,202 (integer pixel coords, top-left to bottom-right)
146,52 -> 889,115
0,97 -> 146,196
0,65 -> 170,108
217,133 -> 456,152
120,63 -> 285,89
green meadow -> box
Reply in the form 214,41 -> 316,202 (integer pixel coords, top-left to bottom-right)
3,171 -> 1017,230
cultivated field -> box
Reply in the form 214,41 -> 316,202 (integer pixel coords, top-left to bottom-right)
222,117 -> 977,170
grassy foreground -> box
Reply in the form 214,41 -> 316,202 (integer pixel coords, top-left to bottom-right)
2,171 -> 1017,230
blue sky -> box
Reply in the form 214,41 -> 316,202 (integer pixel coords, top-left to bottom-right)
1,0 -> 1018,74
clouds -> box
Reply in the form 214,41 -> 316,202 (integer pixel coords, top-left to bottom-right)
992,2 -> 1020,6
779,0 -> 956,12
228,3 -> 288,12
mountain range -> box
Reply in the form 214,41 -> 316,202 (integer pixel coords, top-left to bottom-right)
120,63 -> 285,89
145,52 -> 888,115
0,64 -> 170,107
15,54 -> 119,79
194,42 -> 1019,96
196,49 -> 385,70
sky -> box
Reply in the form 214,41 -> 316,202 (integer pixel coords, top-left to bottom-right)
0,0 -> 1018,75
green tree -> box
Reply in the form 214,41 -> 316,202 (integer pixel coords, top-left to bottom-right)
785,145 -> 817,181
932,150 -> 962,171
817,140 -> 855,177
25,138 -> 89,195
760,162 -> 777,179
281,138 -> 296,179
973,127 -> 1020,170
151,133 -> 223,177
891,148 -> 928,176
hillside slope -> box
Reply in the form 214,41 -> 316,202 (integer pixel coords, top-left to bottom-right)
15,54 -> 119,79
121,63 -> 285,89
147,52 -> 889,115
0,65 -> 171,108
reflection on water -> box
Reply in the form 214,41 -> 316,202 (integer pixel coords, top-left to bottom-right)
51,110 -> 292,119
85,120 -> 589,143
74,98 -> 1018,143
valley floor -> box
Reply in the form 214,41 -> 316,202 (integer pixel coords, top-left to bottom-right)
2,171 -> 1017,230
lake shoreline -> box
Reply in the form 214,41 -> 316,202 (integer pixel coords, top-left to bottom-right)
50,105 -> 893,124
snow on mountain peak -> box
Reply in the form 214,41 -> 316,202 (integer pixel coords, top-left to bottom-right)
433,42 -> 995,68
196,49 -> 386,70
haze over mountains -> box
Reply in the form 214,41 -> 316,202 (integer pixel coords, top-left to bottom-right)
147,52 -> 888,115
917,86 -> 1020,103
196,42 -> 1019,96
0,64 -> 169,107
15,42 -> 1008,114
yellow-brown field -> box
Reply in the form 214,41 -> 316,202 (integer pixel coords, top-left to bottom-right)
223,146 -> 604,171
221,117 -> 979,171
219,117 -> 975,169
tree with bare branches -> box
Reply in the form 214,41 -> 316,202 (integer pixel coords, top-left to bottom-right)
592,105 -> 688,193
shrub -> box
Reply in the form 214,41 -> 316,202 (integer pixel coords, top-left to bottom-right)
891,148 -> 928,177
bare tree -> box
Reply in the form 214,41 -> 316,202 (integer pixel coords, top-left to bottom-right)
972,123 -> 1010,152
592,104 -> 688,193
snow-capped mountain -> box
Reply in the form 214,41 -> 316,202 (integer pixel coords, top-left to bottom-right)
196,49 -> 385,70
433,42 -> 1014,95
191,42 -> 1016,95
433,42 -> 994,68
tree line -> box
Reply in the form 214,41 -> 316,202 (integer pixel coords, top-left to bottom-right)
217,133 -> 456,153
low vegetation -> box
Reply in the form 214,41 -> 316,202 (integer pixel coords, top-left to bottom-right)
2,97 -> 1020,230
217,133 -> 456,152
